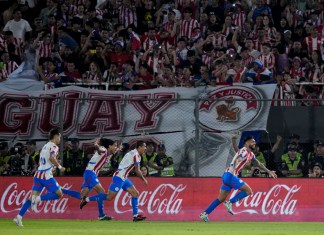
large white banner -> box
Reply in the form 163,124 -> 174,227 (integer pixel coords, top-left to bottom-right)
0,84 -> 276,176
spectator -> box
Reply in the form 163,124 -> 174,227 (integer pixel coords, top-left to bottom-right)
178,7 -> 199,40
39,0 -> 57,27
60,60 -> 81,82
0,142 -> 10,175
9,142 -> 34,176
3,8 -> 32,41
155,144 -> 175,177
308,163 -> 323,178
135,62 -> 154,90
25,140 -> 39,174
57,26 -> 79,52
109,142 -> 130,174
280,143 -> 304,178
309,142 -> 324,172
63,138 -> 88,176
36,58 -> 61,89
251,0 -> 272,23
82,61 -> 103,83
140,165 -> 149,177
142,141 -> 160,176
0,51 -> 19,79
194,64 -> 215,87
122,59 -> 137,90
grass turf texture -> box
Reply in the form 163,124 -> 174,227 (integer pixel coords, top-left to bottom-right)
2,219 -> 324,235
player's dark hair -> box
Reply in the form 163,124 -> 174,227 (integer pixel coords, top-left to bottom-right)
136,141 -> 145,148
244,136 -> 254,143
100,138 -> 115,149
49,128 -> 60,140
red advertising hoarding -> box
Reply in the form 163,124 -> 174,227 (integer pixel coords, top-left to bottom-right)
0,177 -> 323,221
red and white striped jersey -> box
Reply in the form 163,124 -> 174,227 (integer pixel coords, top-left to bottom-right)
113,149 -> 141,180
4,60 -> 18,75
242,55 -> 254,67
290,66 -> 304,81
34,142 -> 59,180
282,82 -> 296,107
118,5 -> 137,28
303,36 -> 324,55
226,147 -> 256,176
178,18 -> 199,39
202,53 -> 212,69
264,27 -> 276,42
212,34 -> 227,48
141,35 -> 159,51
258,53 -> 275,71
234,67 -> 247,83
253,39 -> 263,52
146,55 -> 163,73
307,64 -> 324,82
85,146 -> 110,175
38,41 -> 54,58
0,37 -> 23,56
232,12 -> 245,28
83,71 -> 100,82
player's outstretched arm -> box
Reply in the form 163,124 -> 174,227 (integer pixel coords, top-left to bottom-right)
255,159 -> 277,178
134,164 -> 148,186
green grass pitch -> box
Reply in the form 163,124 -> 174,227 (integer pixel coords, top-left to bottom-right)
2,219 -> 324,235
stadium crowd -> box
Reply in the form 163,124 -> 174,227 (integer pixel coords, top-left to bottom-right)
0,0 -> 323,105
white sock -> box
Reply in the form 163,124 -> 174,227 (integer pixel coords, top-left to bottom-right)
35,196 -> 41,203
17,215 -> 22,220
86,198 -> 90,202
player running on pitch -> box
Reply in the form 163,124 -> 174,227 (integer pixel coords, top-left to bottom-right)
61,138 -> 117,220
14,128 -> 66,227
80,141 -> 148,222
200,136 -> 277,222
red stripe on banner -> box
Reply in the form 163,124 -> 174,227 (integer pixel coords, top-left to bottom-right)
1,177 -> 324,221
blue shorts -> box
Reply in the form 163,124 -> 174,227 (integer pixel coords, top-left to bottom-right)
108,176 -> 133,192
81,170 -> 100,191
32,177 -> 60,193
220,172 -> 245,191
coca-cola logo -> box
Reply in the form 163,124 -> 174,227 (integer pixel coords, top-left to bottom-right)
1,182 -> 71,214
114,184 -> 186,215
230,184 -> 301,215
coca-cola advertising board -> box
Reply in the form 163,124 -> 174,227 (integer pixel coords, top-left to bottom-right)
1,177 -> 322,221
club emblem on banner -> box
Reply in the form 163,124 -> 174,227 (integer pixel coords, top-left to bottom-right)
199,86 -> 263,131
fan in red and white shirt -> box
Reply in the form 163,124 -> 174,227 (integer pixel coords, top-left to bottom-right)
306,50 -> 324,83
253,28 -> 268,52
280,73 -> 296,107
1,51 -> 18,78
177,66 -> 193,87
33,32 -> 54,59
0,31 -> 23,58
178,7 -> 199,40
118,0 -> 137,28
141,28 -> 160,51
233,55 -> 247,83
258,43 -> 275,74
82,62 -> 103,83
231,3 -> 245,28
221,15 -> 236,37
144,45 -> 164,74
289,57 -> 305,82
302,26 -> 324,57
36,60 -> 60,90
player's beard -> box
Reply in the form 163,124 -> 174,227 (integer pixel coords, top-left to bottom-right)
249,143 -> 256,150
